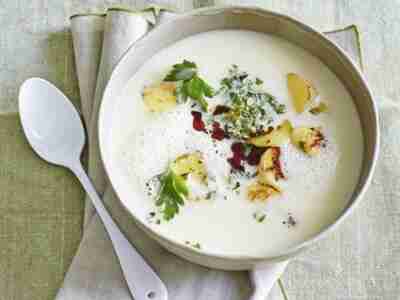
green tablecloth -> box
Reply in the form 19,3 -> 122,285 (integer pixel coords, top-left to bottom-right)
0,115 -> 84,299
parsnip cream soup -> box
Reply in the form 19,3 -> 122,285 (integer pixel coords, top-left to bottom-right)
114,30 -> 363,256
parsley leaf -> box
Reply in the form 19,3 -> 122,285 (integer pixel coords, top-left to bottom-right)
259,92 -> 286,114
164,60 -> 197,81
175,80 -> 188,103
255,78 -> 264,85
184,75 -> 214,111
163,60 -> 214,111
156,169 -> 188,221
200,78 -> 214,98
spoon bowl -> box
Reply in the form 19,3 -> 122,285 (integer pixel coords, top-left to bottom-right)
18,78 -> 168,300
19,78 -> 85,167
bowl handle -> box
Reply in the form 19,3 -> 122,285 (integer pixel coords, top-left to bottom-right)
248,260 -> 289,300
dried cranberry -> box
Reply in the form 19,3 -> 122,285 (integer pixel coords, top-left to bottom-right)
227,142 -> 246,171
211,122 -> 226,140
191,111 -> 206,132
213,105 -> 231,115
231,142 -> 245,158
246,146 -> 266,166
228,156 -> 244,171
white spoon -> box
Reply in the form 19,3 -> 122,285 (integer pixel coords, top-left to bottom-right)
19,78 -> 168,300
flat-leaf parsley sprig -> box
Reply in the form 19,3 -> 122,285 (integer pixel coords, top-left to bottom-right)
155,168 -> 188,221
164,60 -> 215,111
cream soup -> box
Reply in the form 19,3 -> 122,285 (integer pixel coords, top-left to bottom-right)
115,30 -> 363,257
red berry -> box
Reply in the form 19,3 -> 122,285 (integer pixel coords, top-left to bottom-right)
211,122 -> 226,140
246,146 -> 266,166
231,142 -> 245,158
228,156 -> 244,171
191,111 -> 206,132
227,142 -> 246,171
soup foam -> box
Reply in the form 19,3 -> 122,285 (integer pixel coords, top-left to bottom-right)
114,30 -> 363,256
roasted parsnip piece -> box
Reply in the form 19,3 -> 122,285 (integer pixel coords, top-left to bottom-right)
248,120 -> 293,147
170,152 -> 207,183
291,127 -> 325,156
143,82 -> 177,112
287,73 -> 318,113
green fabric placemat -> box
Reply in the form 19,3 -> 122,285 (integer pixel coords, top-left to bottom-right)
0,115 -> 84,300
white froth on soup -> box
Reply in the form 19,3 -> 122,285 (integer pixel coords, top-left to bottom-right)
115,30 -> 363,256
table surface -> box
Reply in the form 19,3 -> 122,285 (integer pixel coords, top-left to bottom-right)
1,1 -> 399,299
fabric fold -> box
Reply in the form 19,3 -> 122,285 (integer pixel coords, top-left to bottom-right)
72,9 -> 154,225
71,15 -> 105,125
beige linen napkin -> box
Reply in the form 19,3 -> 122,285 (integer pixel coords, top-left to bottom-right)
57,7 -> 390,300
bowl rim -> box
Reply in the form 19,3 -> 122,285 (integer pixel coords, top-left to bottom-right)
98,5 -> 380,262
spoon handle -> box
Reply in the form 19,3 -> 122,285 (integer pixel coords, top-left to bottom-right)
70,162 -> 168,300
248,261 -> 289,300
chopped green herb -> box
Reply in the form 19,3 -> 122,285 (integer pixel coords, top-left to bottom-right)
193,242 -> 201,249
205,191 -> 216,200
232,181 -> 241,191
253,211 -> 267,223
156,169 -> 188,221
217,65 -> 286,139
243,143 -> 253,156
185,241 -> 202,249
